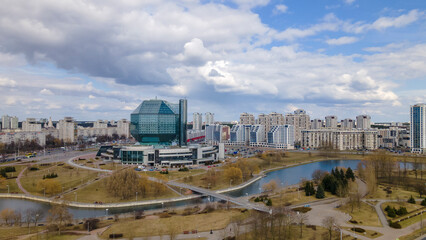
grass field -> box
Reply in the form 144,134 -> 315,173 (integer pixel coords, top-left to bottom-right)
381,202 -> 424,220
343,227 -> 383,238
0,226 -> 46,240
366,184 -> 422,200
19,163 -> 99,196
62,177 -> 179,203
0,165 -> 27,194
100,209 -> 246,238
141,168 -> 206,181
338,201 -> 382,227
399,227 -> 426,240
266,187 -> 334,207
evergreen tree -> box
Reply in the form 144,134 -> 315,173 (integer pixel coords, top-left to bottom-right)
316,185 -> 325,199
387,207 -> 396,218
345,167 -> 355,181
421,198 -> 426,206
407,195 -> 416,204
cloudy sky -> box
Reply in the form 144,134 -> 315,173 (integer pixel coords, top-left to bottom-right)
0,0 -> 425,122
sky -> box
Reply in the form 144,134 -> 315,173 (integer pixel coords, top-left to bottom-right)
0,0 -> 425,123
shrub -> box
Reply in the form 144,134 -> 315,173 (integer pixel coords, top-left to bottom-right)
29,167 -> 39,171
387,208 -> 396,218
43,173 -> 58,179
389,221 -> 402,229
254,197 -> 260,202
178,167 -> 189,172
265,199 -> 272,206
109,233 -> 123,238
292,207 -> 312,213
84,218 -> 100,231
159,212 -> 171,218
421,198 -> 426,206
351,227 -> 365,233
349,220 -> 358,224
408,195 -> 416,204
384,205 -> 390,212
396,207 -> 408,216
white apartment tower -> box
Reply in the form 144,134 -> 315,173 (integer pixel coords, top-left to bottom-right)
94,120 -> 108,129
410,104 -> 426,153
356,115 -> 371,129
193,112 -> 203,130
268,125 -> 295,149
205,112 -> 214,125
117,119 -> 130,138
284,109 -> 310,143
342,119 -> 355,130
1,115 -> 18,130
57,117 -> 76,143
240,112 -> 255,125
325,116 -> 338,128
22,118 -> 42,132
311,119 -> 323,129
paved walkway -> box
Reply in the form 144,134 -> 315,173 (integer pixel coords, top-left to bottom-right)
15,166 -> 29,195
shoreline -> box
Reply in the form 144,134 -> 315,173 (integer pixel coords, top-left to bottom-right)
0,158 -> 362,208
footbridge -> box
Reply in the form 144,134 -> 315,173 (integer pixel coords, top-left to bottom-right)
167,181 -> 270,213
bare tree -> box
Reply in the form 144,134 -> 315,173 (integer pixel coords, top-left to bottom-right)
47,203 -> 73,235
32,208 -> 44,227
0,208 -> 14,225
12,211 -> 21,226
296,213 -> 308,238
322,216 -> 337,240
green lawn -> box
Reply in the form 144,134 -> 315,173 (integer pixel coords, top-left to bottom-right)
0,165 -> 27,194
339,201 -> 382,227
62,177 -> 179,203
19,163 -> 99,196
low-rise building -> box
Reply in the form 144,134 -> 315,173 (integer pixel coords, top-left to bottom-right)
301,129 -> 378,150
0,131 -> 46,146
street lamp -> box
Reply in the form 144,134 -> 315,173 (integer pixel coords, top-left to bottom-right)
333,224 -> 342,240
180,187 -> 182,195
230,179 -> 233,187
43,188 -> 45,197
161,202 -> 164,209
74,192 -> 77,202
106,208 -> 109,217
136,191 -> 138,201
6,185 -> 9,194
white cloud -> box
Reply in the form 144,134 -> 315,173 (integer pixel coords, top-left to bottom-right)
326,36 -> 358,45
231,0 -> 270,9
89,95 -> 96,99
0,77 -> 16,87
369,9 -> 422,31
78,103 -> 100,111
40,88 -> 53,95
274,4 -> 288,14
344,0 -> 356,5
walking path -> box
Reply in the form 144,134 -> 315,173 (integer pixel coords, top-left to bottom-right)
16,166 -> 29,195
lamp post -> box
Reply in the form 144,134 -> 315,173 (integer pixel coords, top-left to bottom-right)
161,202 -> 164,210
230,179 -> 233,187
136,191 -> 138,201
7,185 -> 9,194
180,187 -> 182,195
43,188 -> 45,197
106,208 -> 109,217
333,224 -> 342,240
74,192 -> 77,202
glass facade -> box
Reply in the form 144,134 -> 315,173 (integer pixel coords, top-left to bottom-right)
130,99 -> 187,146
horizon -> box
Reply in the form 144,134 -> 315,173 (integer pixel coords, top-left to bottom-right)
0,1 -> 425,122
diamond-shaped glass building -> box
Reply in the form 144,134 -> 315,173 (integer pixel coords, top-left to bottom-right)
130,99 -> 187,146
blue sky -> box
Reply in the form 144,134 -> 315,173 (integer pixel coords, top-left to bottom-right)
0,0 -> 425,123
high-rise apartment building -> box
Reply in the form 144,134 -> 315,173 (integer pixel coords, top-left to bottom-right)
240,113 -> 255,125
205,112 -> 214,125
193,112 -> 203,130
342,118 -> 355,130
94,120 -> 108,129
268,125 -> 295,149
284,109 -> 310,143
1,115 -> 18,130
410,104 -> 426,153
130,98 -> 187,146
311,119 -> 323,129
301,129 -> 378,150
57,117 -> 76,143
230,124 -> 251,144
356,115 -> 371,129
325,116 -> 338,128
22,118 -> 42,132
117,119 -> 130,138
249,125 -> 265,144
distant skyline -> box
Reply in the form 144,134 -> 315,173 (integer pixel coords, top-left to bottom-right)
0,0 -> 425,122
